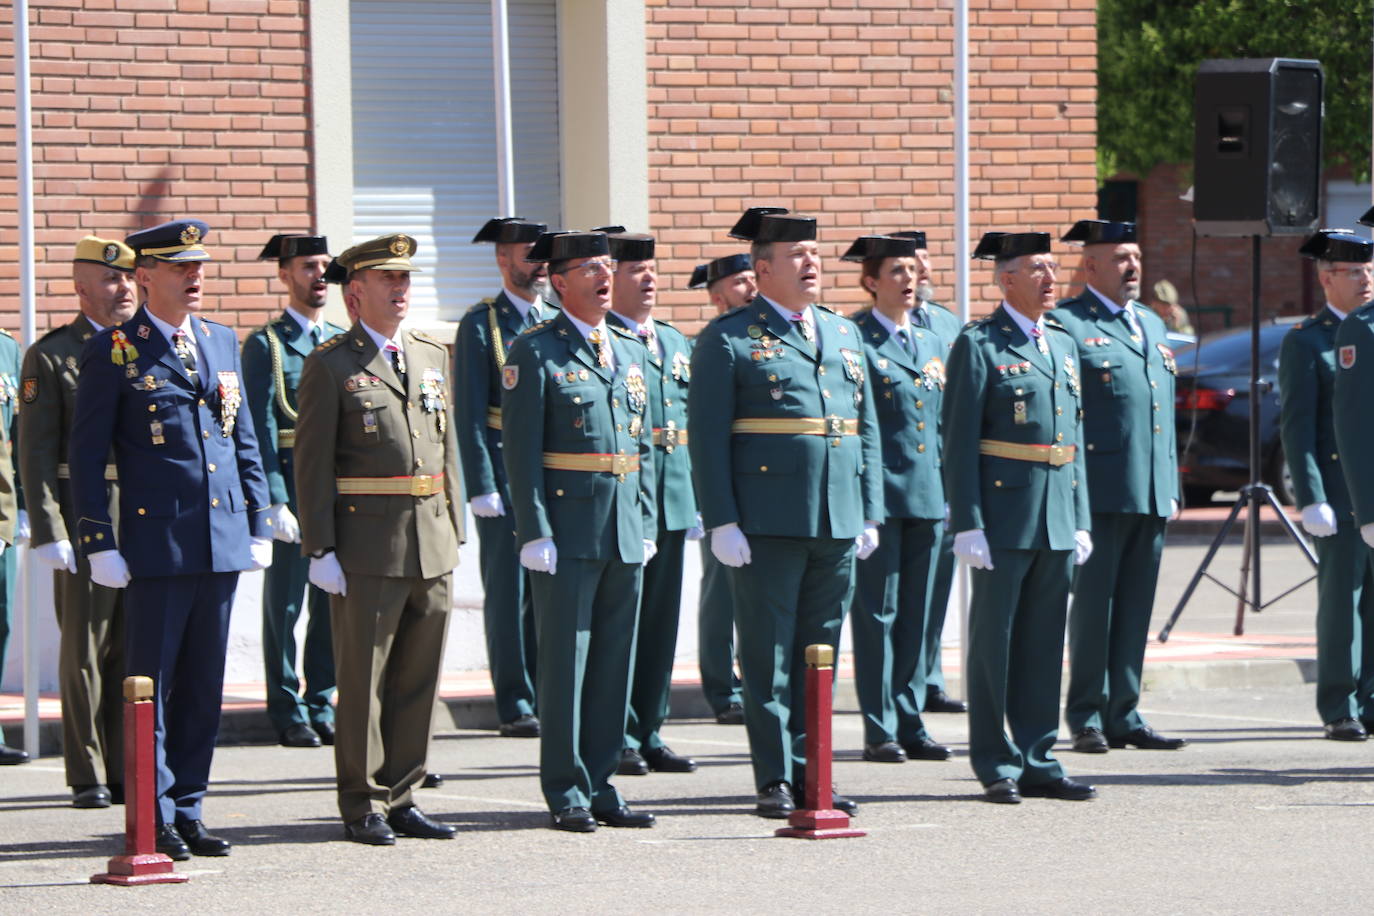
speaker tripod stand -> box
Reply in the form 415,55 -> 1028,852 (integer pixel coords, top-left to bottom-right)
1157,235 -> 1317,642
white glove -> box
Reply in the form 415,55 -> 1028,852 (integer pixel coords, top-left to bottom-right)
642,538 -> 658,565
710,523 -> 752,568
943,503 -> 951,531
1074,529 -> 1093,566
1300,502 -> 1338,539
89,549 -> 132,589
953,529 -> 994,570
15,510 -> 29,546
855,523 -> 880,561
470,492 -> 506,518
519,537 -> 558,575
685,513 -> 705,542
35,539 -> 77,573
266,503 -> 300,544
248,537 -> 274,571
309,551 -> 348,596
1362,523 -> 1374,550
1170,498 -> 1180,520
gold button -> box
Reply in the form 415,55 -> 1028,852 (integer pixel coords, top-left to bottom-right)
917,421 -> 925,431
202,430 -> 210,439
1055,432 -> 1063,442
613,399 -> 620,408
994,480 -> 1003,487
413,430 -> 420,438
147,404 -> 156,413
95,532 -> 104,540
198,398 -> 206,407
137,508 -> 146,516
760,465 -> 768,472
364,401 -> 372,408
1154,425 -> 1161,433
408,401 -> 415,409
556,489 -> 565,497
1055,407 -> 1063,416
1072,479 -> 1079,488
84,535 -> 91,543
822,390 -> 830,398
831,437 -> 841,446
1153,402 -> 1160,411
616,424 -> 623,432
573,396 -> 582,404
883,377 -> 891,384
769,374 -> 778,382
1055,382 -> 1061,390
665,399 -> 672,406
1150,380 -> 1158,388
917,443 -> 926,453
915,400 -> 923,408
207,463 -> 216,472
1332,452 -> 1339,461
1087,443 -> 1095,451
1015,388 -> 1023,395
416,458 -> 425,468
818,366 -> 826,374
348,505 -> 356,513
211,497 -> 220,507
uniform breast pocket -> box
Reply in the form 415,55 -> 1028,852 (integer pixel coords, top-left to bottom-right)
343,399 -> 389,446
1089,355 -> 1129,397
996,385 -> 1041,433
135,388 -> 187,446
552,385 -> 600,438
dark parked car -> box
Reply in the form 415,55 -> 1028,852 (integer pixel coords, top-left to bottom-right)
1173,317 -> 1302,506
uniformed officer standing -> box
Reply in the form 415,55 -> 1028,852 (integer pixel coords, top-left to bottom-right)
294,234 -> 463,845
501,230 -> 657,832
1054,219 -> 1185,753
242,234 -> 344,749
0,300 -> 24,769
453,217 -> 549,738
893,229 -> 967,715
689,210 -> 883,819
70,219 -> 274,858
602,231 -> 700,777
1292,230 -> 1374,740
843,235 -> 951,765
687,253 -> 756,725
17,236 -> 136,801
943,231 -> 1094,804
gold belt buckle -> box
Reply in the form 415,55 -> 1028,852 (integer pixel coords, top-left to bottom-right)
662,424 -> 679,448
825,415 -> 845,436
410,475 -> 437,496
1048,445 -> 1069,467
611,455 -> 631,481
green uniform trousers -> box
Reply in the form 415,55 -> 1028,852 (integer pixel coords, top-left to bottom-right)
1065,512 -> 1166,737
625,528 -> 687,752
851,516 -> 940,746
0,547 -> 13,748
696,542 -> 741,715
54,559 -> 125,788
731,535 -> 853,791
473,512 -> 537,723
530,556 -> 641,814
967,547 -> 1072,788
262,540 -> 335,734
331,572 -> 451,822
1313,522 -> 1374,724
925,529 -> 956,695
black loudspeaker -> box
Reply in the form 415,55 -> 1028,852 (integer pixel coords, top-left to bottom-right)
1193,58 -> 1323,237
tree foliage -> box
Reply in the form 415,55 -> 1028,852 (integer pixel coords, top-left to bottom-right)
1098,0 -> 1374,181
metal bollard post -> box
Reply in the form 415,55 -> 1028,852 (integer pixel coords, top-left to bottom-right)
91,676 -> 188,886
775,644 -> 865,840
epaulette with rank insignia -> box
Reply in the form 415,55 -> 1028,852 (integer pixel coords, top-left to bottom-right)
524,318 -> 557,338
467,297 -> 497,314
964,315 -> 993,330
38,324 -> 65,343
1044,316 -> 1069,332
0,328 -> 13,338
409,329 -> 447,349
608,323 -> 637,341
814,303 -> 839,315
314,333 -> 345,352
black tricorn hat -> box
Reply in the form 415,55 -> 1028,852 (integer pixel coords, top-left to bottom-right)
323,258 -> 348,284
840,235 -> 918,263
1359,206 -> 1374,228
1061,219 -> 1137,245
605,233 -> 655,261
258,234 -> 329,261
472,217 -> 548,244
590,225 -> 628,235
689,253 -> 753,289
525,231 -> 610,263
729,206 -> 790,240
972,231 -> 1052,262
890,230 -> 928,249
755,213 -> 817,244
1298,229 -> 1374,263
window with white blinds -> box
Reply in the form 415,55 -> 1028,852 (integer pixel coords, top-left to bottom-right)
350,0 -> 562,321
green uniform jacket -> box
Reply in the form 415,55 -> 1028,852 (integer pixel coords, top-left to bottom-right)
294,325 -> 463,579
453,293 -> 558,500
1332,303 -> 1374,523
19,318 -> 102,545
241,312 -> 346,507
917,300 -> 963,352
0,329 -> 19,541
607,312 -> 696,532
942,305 -> 1090,549
500,313 -> 656,563
852,308 -> 944,520
1052,292 -> 1178,517
1280,308 -> 1348,516
688,297 -> 883,536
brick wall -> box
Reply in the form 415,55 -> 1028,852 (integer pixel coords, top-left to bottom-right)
646,0 -> 1100,331
0,0 -> 313,338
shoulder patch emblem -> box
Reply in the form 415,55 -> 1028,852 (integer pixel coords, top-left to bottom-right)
1339,345 -> 1357,369
21,378 -> 37,403
502,365 -> 519,390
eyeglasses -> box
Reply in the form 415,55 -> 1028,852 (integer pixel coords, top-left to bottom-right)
1017,260 -> 1059,277
1323,266 -> 1374,280
554,258 -> 617,277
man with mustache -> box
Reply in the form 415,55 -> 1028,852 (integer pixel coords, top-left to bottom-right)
944,231 -> 1094,804
242,234 -> 345,750
1052,220 -> 1185,755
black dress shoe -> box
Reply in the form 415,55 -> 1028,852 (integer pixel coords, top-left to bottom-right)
422,772 -> 444,789
1020,776 -> 1097,801
925,688 -> 968,714
109,784 -> 125,805
72,784 -> 112,809
499,714 -> 541,738
715,702 -> 745,725
903,737 -> 952,761
1325,718 -> 1368,741
617,747 -> 649,776
1072,727 -> 1110,753
155,824 -> 191,861
984,778 -> 1022,804
0,744 -> 30,766
388,805 -> 456,839
345,813 -> 396,845
551,807 -> 597,833
643,745 -> 697,773
795,782 -> 859,815
314,721 -> 336,746
862,741 -> 907,763
594,805 -> 656,828
176,819 -> 232,856
1108,725 -> 1188,750
280,723 -> 322,748
755,780 -> 796,819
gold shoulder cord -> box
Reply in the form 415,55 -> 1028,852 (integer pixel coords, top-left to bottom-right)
488,306 -> 507,370
264,325 -> 298,423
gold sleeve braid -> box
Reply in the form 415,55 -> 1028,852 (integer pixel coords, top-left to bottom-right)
264,325 -> 298,423
487,306 -> 507,370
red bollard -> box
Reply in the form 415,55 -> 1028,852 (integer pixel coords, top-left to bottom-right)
91,676 -> 188,886
775,644 -> 865,840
